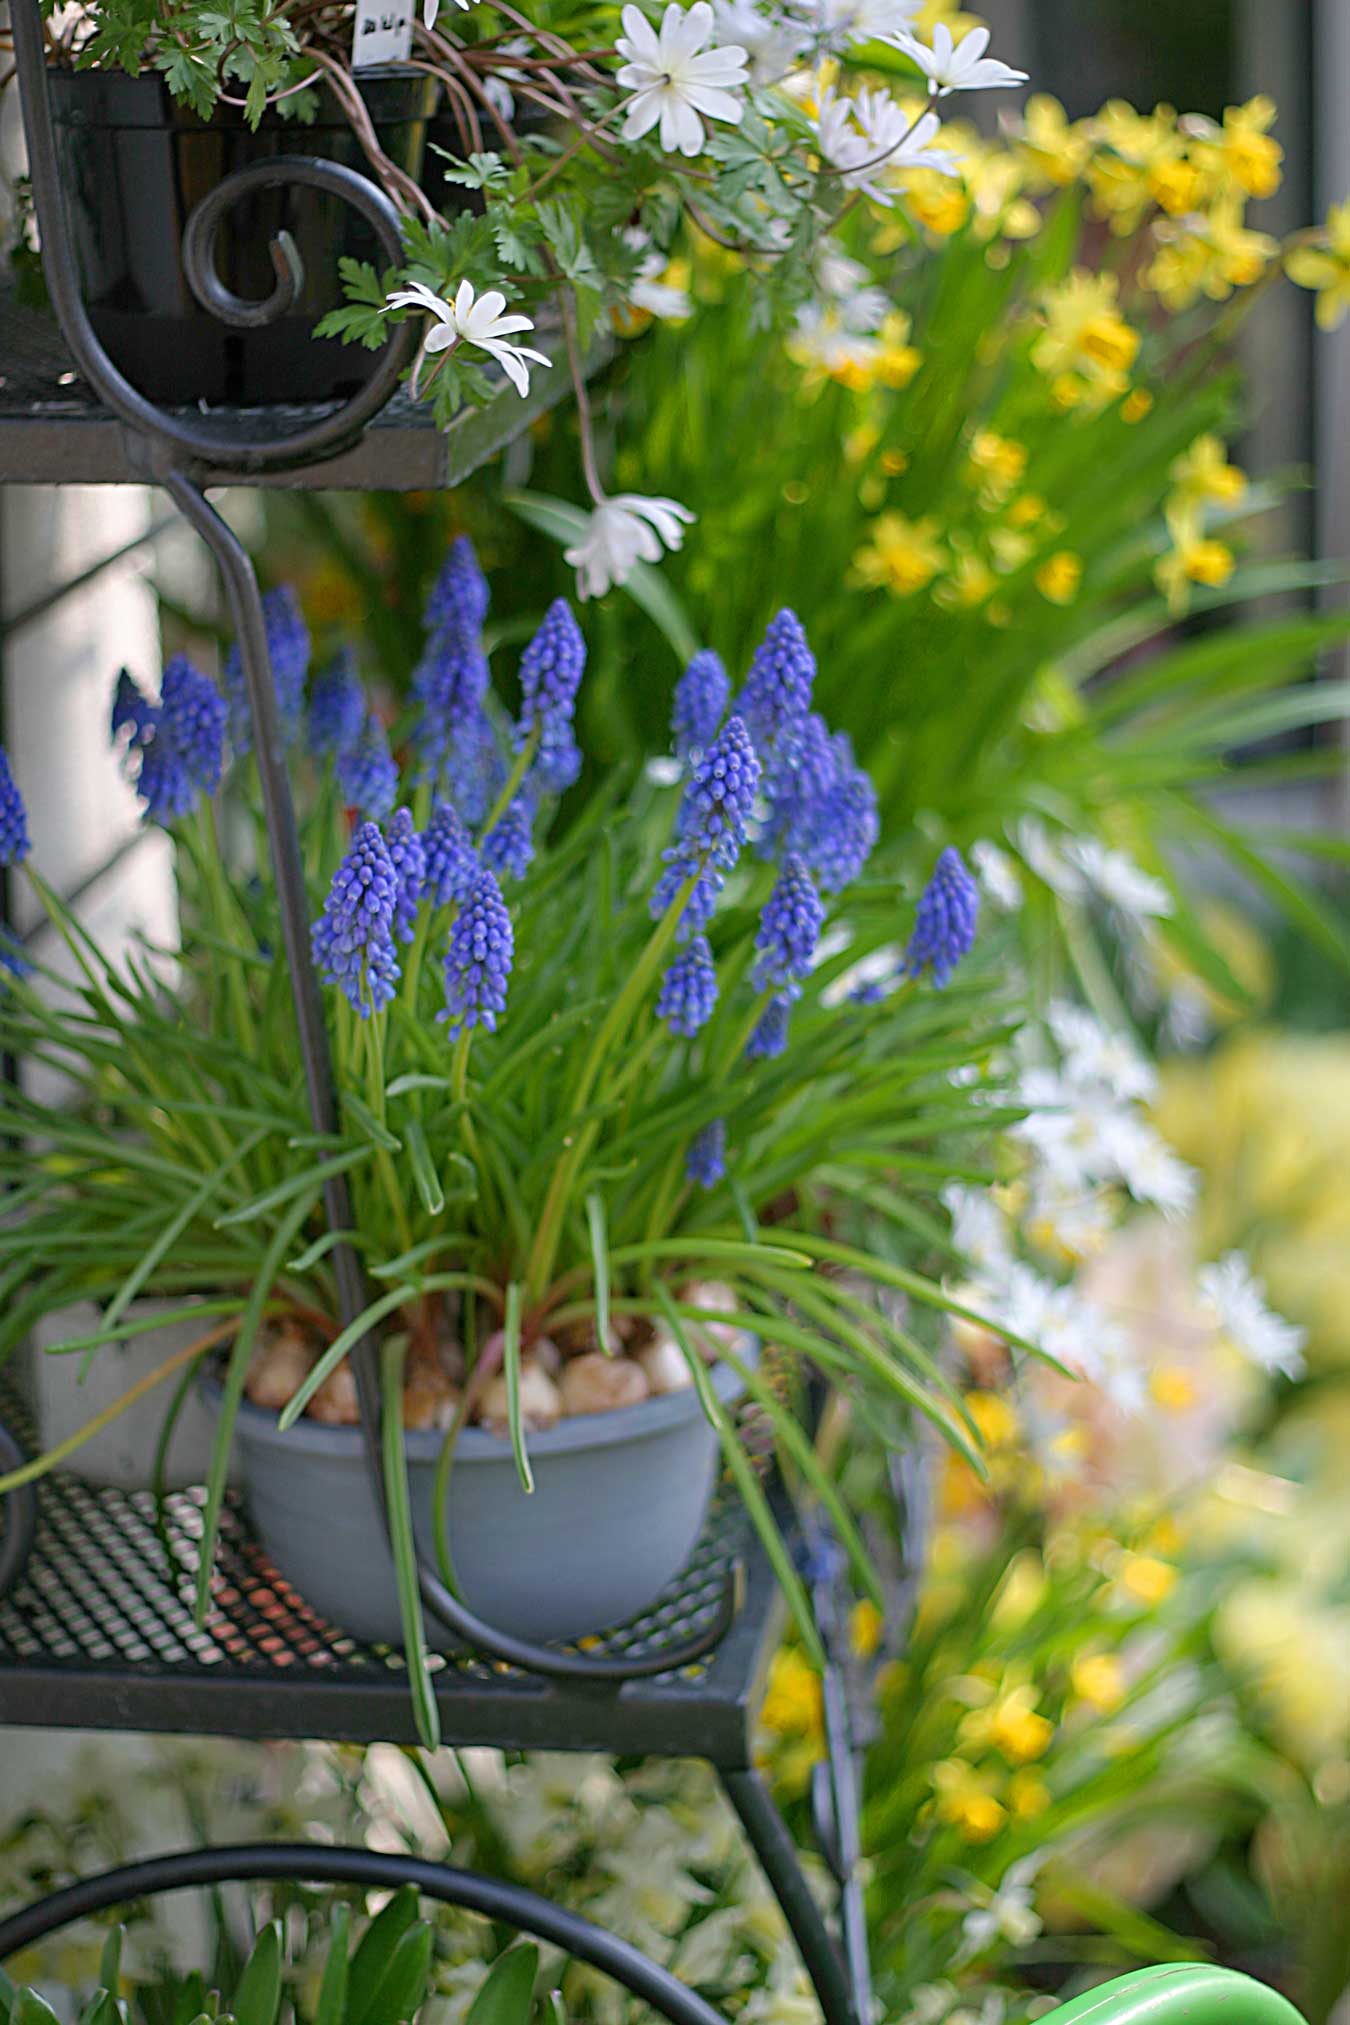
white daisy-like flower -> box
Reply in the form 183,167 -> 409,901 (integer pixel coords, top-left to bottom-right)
1047,999 -> 1157,1103
383,277 -> 551,397
818,90 -> 954,203
563,493 -> 696,599
423,0 -> 480,29
1197,1252 -> 1307,1378
959,1855 -> 1045,1961
1016,816 -> 1086,898
1068,838 -> 1173,918
971,839 -> 1023,912
615,2 -> 750,158
941,1182 -> 1014,1278
622,230 -> 694,320
1095,1111 -> 1197,1217
888,22 -> 1028,96
794,0 -> 920,53
711,0 -> 806,81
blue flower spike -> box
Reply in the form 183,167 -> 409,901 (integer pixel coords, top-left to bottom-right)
687,1120 -> 727,1190
336,710 -> 398,822
672,649 -> 730,762
752,854 -> 824,997
0,748 -> 30,866
311,821 -> 401,1018
308,649 -> 365,759
650,715 -> 762,934
387,807 -> 428,946
902,846 -> 979,988
656,934 -> 719,1038
440,867 -> 514,1038
422,800 -> 479,908
738,609 -> 815,785
515,598 -> 586,793
426,534 -> 490,645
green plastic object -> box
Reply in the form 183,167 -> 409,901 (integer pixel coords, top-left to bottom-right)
1050,1966 -> 1307,2025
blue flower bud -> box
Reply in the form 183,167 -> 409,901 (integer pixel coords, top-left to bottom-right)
672,649 -> 729,762
902,846 -> 979,988
336,711 -> 398,822
223,585 -> 309,752
516,598 -> 586,791
801,765 -> 879,893
656,934 -> 718,1038
111,669 -> 156,750
0,749 -> 29,867
159,655 -> 227,796
311,821 -> 401,1018
440,867 -> 513,1038
745,995 -> 790,1060
482,794 -> 535,882
308,649 -> 365,759
426,534 -> 489,644
651,715 -> 761,937
686,1119 -> 726,1190
387,807 -> 427,945
738,609 -> 814,784
422,800 -> 479,907
412,637 -> 490,789
752,855 -> 823,997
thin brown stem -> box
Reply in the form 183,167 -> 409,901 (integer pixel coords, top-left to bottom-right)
560,291 -> 606,506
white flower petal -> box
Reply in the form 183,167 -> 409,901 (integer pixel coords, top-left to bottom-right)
622,89 -> 665,140
680,80 -> 747,121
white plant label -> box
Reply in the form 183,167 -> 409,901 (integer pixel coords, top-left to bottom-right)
353,0 -> 412,68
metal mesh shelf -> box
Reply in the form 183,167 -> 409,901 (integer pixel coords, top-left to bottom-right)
0,297 -> 594,491
0,1389 -> 779,1760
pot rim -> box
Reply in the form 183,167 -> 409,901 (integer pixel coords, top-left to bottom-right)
202,1336 -> 755,1464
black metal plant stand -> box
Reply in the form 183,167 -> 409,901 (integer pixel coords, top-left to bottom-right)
0,13 -> 895,2019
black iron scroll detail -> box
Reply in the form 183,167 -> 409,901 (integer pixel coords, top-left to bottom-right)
11,0 -> 738,1687
9,0 -> 416,479
0,1845 -> 730,2025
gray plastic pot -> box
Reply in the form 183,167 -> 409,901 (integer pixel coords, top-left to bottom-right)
208,1353 -> 748,1647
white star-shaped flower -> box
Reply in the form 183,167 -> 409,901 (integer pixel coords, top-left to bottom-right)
888,22 -> 1028,96
816,90 -> 954,204
615,2 -> 750,157
795,0 -> 919,53
1197,1252 -> 1306,1378
563,494 -> 696,599
383,277 -> 552,398
711,0 -> 806,82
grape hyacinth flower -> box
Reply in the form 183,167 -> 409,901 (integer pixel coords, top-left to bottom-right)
745,994 -> 790,1060
308,650 -> 365,759
386,808 -> 427,945
482,794 -> 535,882
422,800 -> 479,907
656,934 -> 718,1037
902,845 -> 979,987
672,649 -> 729,762
440,867 -> 514,1038
337,711 -> 398,822
515,598 -> 586,792
312,821 -> 401,1017
223,585 -> 310,752
159,656 -> 227,797
686,1119 -> 726,1190
650,715 -> 761,932
0,929 -> 31,984
752,855 -> 824,997
425,534 -> 489,645
111,669 -> 156,749
761,708 -> 836,858
412,637 -> 491,789
801,762 -> 879,892
738,608 -> 814,785
0,748 -> 30,866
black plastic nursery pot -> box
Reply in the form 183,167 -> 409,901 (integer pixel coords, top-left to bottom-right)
45,65 -> 437,407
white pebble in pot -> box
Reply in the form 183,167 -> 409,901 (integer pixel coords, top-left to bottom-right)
559,1352 -> 650,1417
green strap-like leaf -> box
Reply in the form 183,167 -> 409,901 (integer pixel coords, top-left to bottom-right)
502,1281 -> 533,1494
464,1946 -> 541,2025
348,1888 -> 420,2025
229,1923 -> 282,2025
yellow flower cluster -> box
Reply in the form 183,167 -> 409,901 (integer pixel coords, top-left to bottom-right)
1010,94 -> 1285,313
1153,432 -> 1245,614
1287,200 -> 1350,330
852,425 -> 1080,618
1031,269 -> 1140,412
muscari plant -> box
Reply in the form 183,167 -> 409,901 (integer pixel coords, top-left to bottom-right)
0,1894 -> 544,2025
0,534 -> 1038,1745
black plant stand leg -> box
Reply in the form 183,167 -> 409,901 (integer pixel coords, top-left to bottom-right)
721,1769 -> 858,2025
0,1417 -> 36,1603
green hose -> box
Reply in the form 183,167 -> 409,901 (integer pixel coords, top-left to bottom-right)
1050,1966 -> 1307,2025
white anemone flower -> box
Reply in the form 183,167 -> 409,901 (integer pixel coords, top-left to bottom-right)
1069,838 -> 1174,918
622,230 -> 694,320
615,2 -> 750,158
795,0 -> 919,53
384,277 -> 551,397
423,0 -> 479,29
564,494 -> 696,599
888,22 -> 1028,95
711,0 -> 806,82
1197,1253 -> 1307,1378
971,839 -> 1023,912
816,91 -> 954,204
